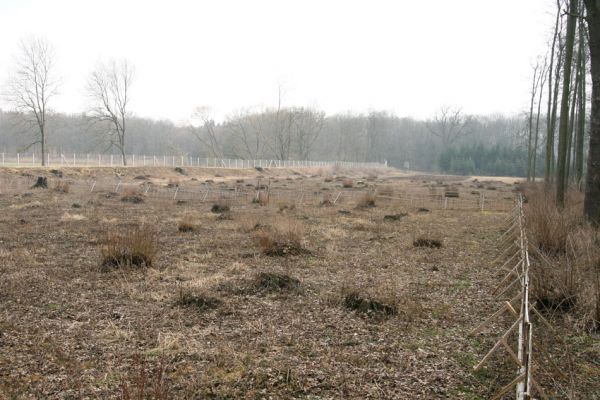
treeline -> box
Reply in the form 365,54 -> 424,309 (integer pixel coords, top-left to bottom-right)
0,107 -> 528,174
439,144 -> 541,177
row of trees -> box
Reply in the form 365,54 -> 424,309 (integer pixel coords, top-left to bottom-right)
1,36 -> 532,175
0,104 -> 529,173
3,37 -> 134,166
525,0 -> 600,224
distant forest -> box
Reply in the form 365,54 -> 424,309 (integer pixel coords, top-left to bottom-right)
0,107 -> 539,176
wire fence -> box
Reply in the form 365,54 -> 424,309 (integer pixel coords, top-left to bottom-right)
470,195 -> 572,399
0,174 -> 514,212
0,152 -> 387,169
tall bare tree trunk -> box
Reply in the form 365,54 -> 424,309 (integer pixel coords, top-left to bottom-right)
528,65 -> 540,181
556,0 -> 578,207
583,0 -> 600,223
575,22 -> 587,187
533,59 -> 547,181
546,1 -> 562,184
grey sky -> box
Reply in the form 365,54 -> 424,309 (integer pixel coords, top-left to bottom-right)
0,0 -> 555,123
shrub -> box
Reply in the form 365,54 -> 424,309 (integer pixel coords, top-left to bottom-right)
100,224 -> 159,269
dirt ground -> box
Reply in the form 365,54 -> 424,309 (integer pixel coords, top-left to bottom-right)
0,166 -> 597,399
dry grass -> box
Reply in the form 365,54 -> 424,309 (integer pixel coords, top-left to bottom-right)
523,183 -> 599,331
177,218 -> 196,232
100,224 -> 159,269
356,191 -> 376,208
237,214 -> 262,233
342,179 -> 354,188
121,188 -> 144,204
255,217 -> 308,256
120,356 -> 169,400
254,272 -> 301,293
0,167 -> 596,398
175,288 -> 221,311
53,180 -> 70,193
413,236 -> 443,248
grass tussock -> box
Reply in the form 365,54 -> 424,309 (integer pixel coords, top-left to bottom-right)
254,272 -> 301,293
237,214 -> 263,233
177,219 -> 196,232
175,288 -> 221,311
343,290 -> 397,317
100,224 -> 159,269
523,183 -> 599,331
342,179 -> 354,188
356,191 -> 376,208
255,217 -> 309,256
413,236 -> 442,248
53,180 -> 70,193
211,201 -> 230,213
121,188 -> 144,204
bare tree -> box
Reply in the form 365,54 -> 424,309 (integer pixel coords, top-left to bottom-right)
527,61 -> 541,181
426,106 -> 473,146
4,36 -> 59,165
86,59 -> 134,165
583,0 -> 600,223
545,0 -> 564,183
556,0 -> 578,207
191,106 -> 222,158
292,107 -> 325,160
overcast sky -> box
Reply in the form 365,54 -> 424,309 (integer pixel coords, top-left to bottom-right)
0,0 -> 555,124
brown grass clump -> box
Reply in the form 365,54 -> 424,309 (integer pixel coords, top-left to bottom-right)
175,288 -> 221,311
413,236 -> 442,248
342,179 -> 354,188
177,219 -> 196,232
211,201 -> 230,213
238,214 -> 262,233
252,191 -> 269,206
254,272 -> 301,293
53,180 -> 70,193
356,191 -> 376,208
255,217 -> 309,256
100,224 -> 159,269
121,189 -> 144,204
343,290 -> 397,317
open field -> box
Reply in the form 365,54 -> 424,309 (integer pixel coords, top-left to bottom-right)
0,166 -> 597,399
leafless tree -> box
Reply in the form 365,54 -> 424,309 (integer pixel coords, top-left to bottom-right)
426,106 -> 473,146
224,108 -> 265,159
190,106 -> 222,158
86,59 -> 134,165
292,107 -> 325,160
4,36 -> 59,165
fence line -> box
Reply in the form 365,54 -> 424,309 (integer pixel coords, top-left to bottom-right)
470,194 -> 571,399
0,174 -> 514,212
0,152 -> 387,169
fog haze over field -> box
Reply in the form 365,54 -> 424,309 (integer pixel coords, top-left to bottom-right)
0,0 -> 553,123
